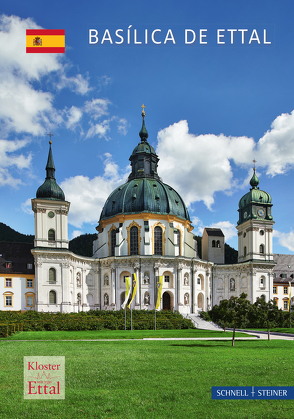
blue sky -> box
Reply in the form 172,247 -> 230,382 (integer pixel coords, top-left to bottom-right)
1,0 -> 294,254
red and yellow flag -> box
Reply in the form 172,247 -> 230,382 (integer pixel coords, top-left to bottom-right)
26,30 -> 65,53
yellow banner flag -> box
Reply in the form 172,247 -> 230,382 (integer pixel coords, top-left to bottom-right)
121,277 -> 131,309
127,273 -> 137,309
155,276 -> 163,310
288,281 -> 292,312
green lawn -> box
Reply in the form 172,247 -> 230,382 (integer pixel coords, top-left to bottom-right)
0,333 -> 294,418
244,328 -> 294,334
2,329 -> 251,340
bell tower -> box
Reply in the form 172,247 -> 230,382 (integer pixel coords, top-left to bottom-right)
31,135 -> 70,249
236,162 -> 274,263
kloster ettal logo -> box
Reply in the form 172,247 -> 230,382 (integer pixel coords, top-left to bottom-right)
24,356 -> 65,399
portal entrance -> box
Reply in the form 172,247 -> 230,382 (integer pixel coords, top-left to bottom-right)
163,292 -> 171,310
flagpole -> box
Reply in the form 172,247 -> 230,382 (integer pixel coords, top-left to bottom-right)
155,306 -> 156,331
131,304 -> 133,331
125,306 -> 126,331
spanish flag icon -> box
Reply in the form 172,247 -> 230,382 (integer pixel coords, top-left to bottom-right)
26,30 -> 65,53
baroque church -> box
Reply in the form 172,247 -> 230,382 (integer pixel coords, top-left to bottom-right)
30,108 -> 275,313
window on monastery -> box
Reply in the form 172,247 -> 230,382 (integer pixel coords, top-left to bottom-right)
260,244 -> 264,254
284,287 -> 288,294
130,226 -> 139,255
49,268 -> 56,284
284,300 -> 288,310
154,226 -> 163,255
48,229 -> 55,241
273,286 -> 277,294
26,293 -> 35,307
197,277 -> 201,285
110,229 -> 116,256
5,295 -> 12,307
212,240 -> 216,248
49,290 -> 56,304
5,278 -> 12,287
164,275 -> 170,283
216,240 -> 220,248
260,230 -> 264,236
27,263 -> 33,269
175,230 -> 180,254
244,246 -> 247,257
26,279 -> 33,288
260,277 -> 265,288
6,262 -> 12,269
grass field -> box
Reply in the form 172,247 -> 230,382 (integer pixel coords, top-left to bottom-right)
0,332 -> 293,418
1,329 -> 251,341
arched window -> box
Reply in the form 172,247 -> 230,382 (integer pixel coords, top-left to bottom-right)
212,240 -> 216,248
260,244 -> 264,254
49,268 -> 56,284
216,240 -> 220,248
49,290 -> 56,304
110,229 -> 116,256
48,229 -> 55,241
244,246 -> 247,257
154,226 -> 163,255
130,226 -> 139,255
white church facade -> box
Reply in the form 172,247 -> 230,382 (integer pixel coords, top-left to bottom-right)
29,109 -> 275,314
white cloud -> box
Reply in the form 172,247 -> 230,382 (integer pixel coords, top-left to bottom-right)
157,120 -> 254,208
61,154 -> 126,228
208,221 -> 236,241
256,111 -> 294,176
0,14 -> 90,137
274,230 -> 294,252
86,120 -> 111,139
84,98 -> 110,119
117,118 -> 128,135
56,73 -> 91,95
21,198 -> 32,214
71,230 -> 84,239
65,106 -> 83,130
0,139 -> 32,187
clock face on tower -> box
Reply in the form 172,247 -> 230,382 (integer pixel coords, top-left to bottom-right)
243,211 -> 248,219
258,208 -> 265,217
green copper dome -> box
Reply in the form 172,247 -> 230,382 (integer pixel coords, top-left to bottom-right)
100,178 -> 190,221
237,167 -> 273,224
239,170 -> 272,209
36,141 -> 65,201
100,107 -> 190,222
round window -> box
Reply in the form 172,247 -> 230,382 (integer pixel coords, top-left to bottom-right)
48,211 -> 55,218
260,230 -> 264,236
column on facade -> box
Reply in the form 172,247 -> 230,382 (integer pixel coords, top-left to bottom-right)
192,267 -> 197,314
35,259 -> 43,310
177,266 -> 182,308
111,268 -> 116,307
94,268 -> 100,309
154,265 -> 159,310
135,264 -> 140,307
61,261 -> 70,312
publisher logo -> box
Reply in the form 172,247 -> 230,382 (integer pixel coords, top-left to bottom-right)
212,386 -> 294,400
24,356 -> 65,399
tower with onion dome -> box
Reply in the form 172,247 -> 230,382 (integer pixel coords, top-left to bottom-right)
31,136 -> 70,250
236,161 -> 274,263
